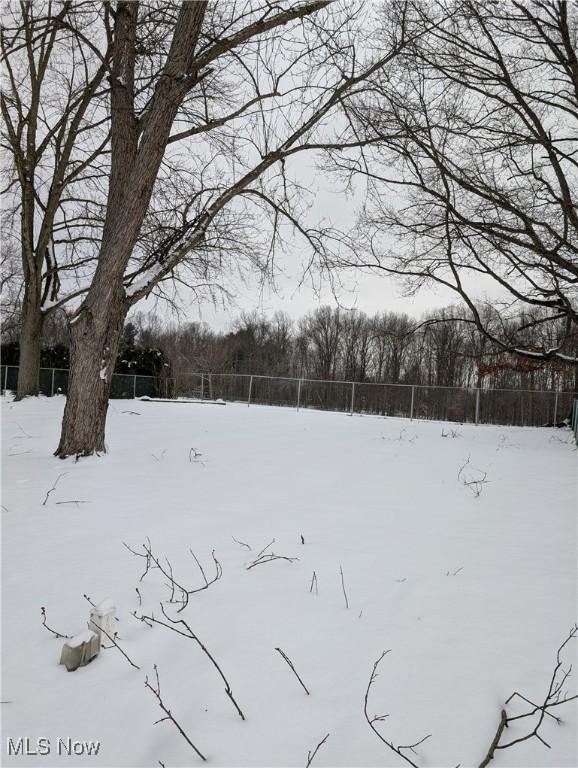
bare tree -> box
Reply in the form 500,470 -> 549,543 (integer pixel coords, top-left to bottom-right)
35,0 -> 418,456
329,0 -> 578,366
1,1 -> 111,398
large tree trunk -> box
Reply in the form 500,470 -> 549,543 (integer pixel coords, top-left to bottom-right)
55,284 -> 127,458
15,286 -> 44,400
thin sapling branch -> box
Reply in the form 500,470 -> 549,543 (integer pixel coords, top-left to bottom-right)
145,665 -> 206,762
275,647 -> 310,695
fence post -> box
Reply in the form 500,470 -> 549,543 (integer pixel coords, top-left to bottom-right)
208,373 -> 213,400
51,368 -> 56,397
410,385 -> 415,420
200,373 -> 204,400
248,375 -> 253,407
133,375 -> 137,399
553,390 -> 559,425
475,388 -> 480,424
3,365 -> 8,393
350,381 -> 356,416
297,378 -> 302,412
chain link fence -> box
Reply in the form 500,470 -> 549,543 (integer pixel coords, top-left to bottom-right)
2,364 -> 575,428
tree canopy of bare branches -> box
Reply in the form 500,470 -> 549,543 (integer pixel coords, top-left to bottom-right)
1,1 -> 111,397
329,0 -> 578,365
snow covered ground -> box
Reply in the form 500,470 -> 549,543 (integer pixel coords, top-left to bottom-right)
1,395 -> 576,767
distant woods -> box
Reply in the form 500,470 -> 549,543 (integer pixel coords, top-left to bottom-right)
6,304 -> 571,393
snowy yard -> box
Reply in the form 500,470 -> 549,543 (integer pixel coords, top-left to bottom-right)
1,395 -> 576,767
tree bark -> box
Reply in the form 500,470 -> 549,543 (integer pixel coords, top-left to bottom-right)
15,285 -> 44,399
55,278 -> 127,457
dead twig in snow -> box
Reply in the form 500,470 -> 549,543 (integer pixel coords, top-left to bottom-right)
232,536 -> 252,550
123,540 -> 153,583
457,454 -> 471,480
246,538 -> 298,569
189,447 -> 204,465
310,571 -> 318,595
254,537 -> 275,559
134,604 -> 245,720
55,500 -> 89,506
145,665 -> 206,762
306,732 -> 329,767
247,552 -> 299,569
479,625 -> 578,766
187,549 -> 222,602
83,593 -> 119,621
14,421 -> 36,438
339,565 -> 349,609
364,650 -> 431,768
42,472 -> 68,505
275,647 -> 310,695
40,607 -> 71,639
89,619 -> 140,670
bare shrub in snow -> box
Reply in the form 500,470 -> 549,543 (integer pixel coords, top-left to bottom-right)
123,539 -> 222,612
479,625 -> 578,766
441,427 -> 461,438
457,455 -> 489,497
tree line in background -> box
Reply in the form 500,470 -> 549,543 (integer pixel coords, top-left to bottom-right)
3,303 -> 576,394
